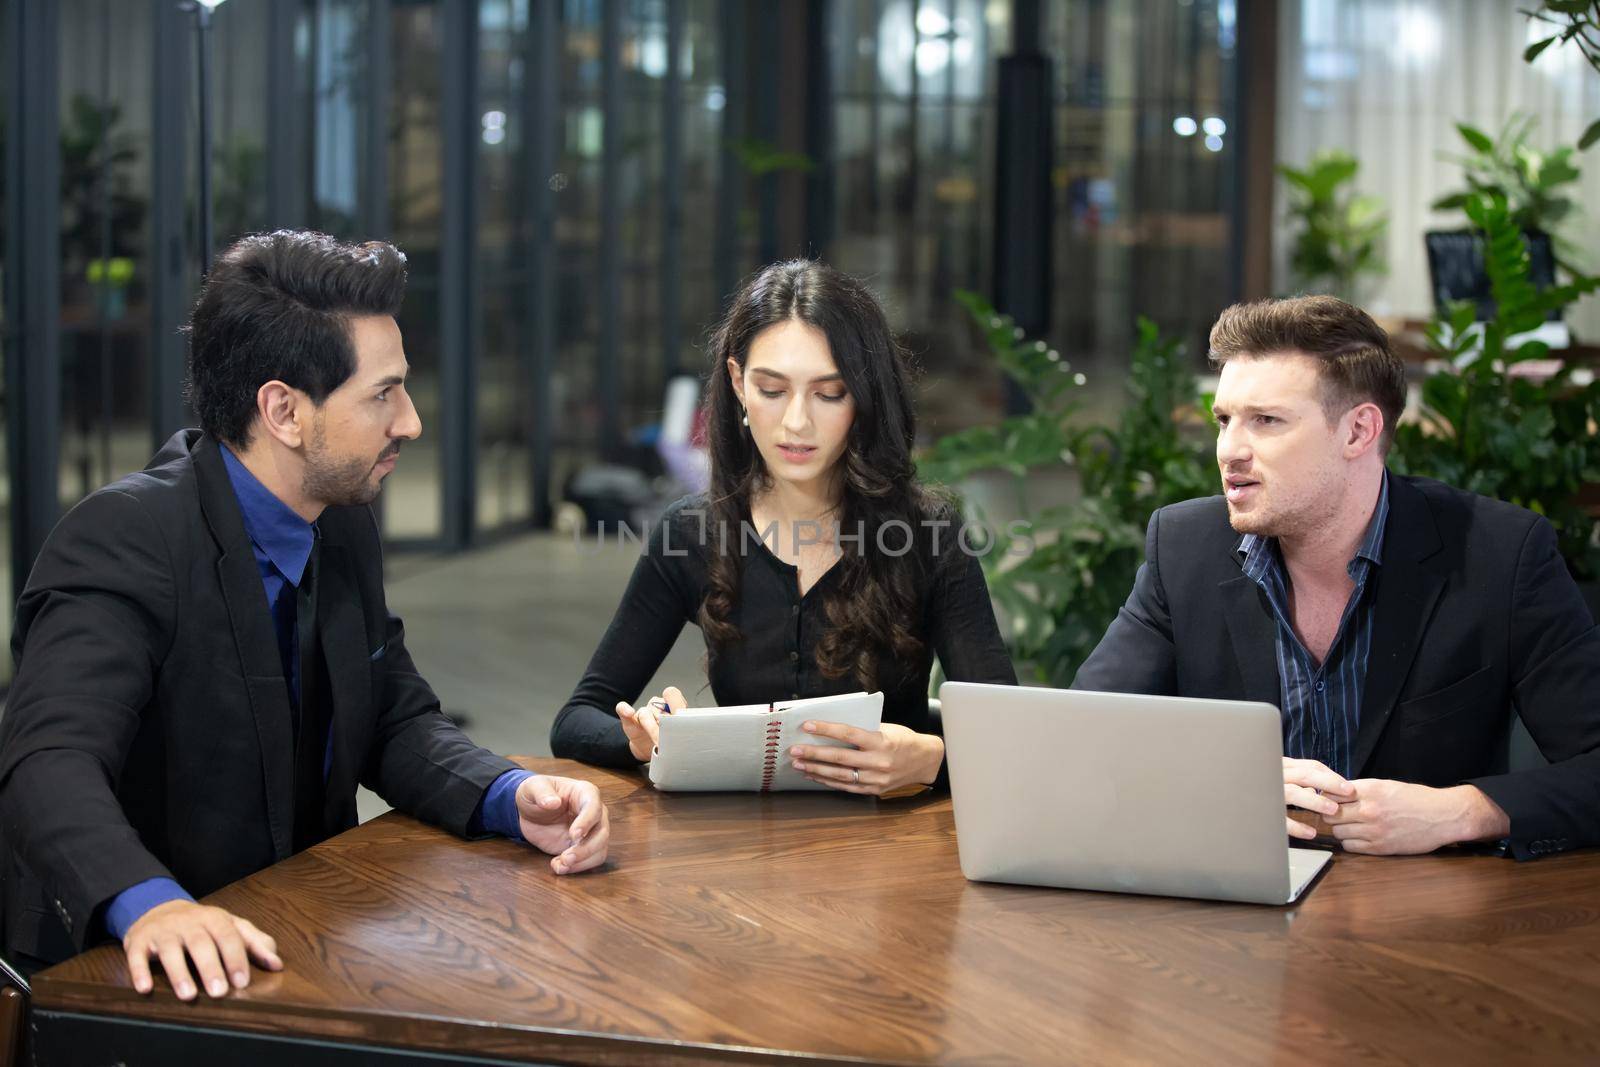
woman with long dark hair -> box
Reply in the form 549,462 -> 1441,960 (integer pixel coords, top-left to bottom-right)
549,260 -> 1014,794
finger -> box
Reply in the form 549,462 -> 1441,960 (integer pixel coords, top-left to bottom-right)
805,772 -> 872,795
566,785 -> 604,844
183,928 -> 231,999
156,937 -> 198,1001
637,705 -> 661,746
624,701 -> 663,747
801,719 -> 876,748
616,702 -> 646,738
1284,783 -> 1339,816
616,703 -> 656,761
235,918 -> 283,972
1282,758 -> 1354,797
1323,801 -> 1367,826
554,807 -> 610,874
519,773 -> 566,819
793,757 -> 872,785
788,742 -> 871,769
207,916 -> 252,989
1286,816 -> 1318,840
661,686 -> 687,713
1340,838 -> 1377,854
126,940 -> 155,995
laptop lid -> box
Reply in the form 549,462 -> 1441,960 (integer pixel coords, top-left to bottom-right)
940,682 -> 1298,905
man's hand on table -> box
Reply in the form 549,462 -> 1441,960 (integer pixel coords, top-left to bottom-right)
1283,757 -> 1356,841
123,900 -> 281,1000
515,773 -> 611,874
1326,778 -> 1509,855
1283,756 -> 1511,854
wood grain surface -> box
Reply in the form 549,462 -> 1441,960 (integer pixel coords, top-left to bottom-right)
32,759 -> 1600,1065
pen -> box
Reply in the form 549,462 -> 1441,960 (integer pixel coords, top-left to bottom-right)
649,697 -> 672,716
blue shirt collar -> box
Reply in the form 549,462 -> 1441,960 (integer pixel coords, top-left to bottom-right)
1353,471 -> 1390,567
219,444 -> 316,586
1237,470 -> 1390,576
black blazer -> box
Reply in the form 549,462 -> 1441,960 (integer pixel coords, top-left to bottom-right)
1074,474 -> 1600,860
0,431 -> 517,964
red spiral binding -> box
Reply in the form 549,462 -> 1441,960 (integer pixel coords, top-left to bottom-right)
759,709 -> 783,791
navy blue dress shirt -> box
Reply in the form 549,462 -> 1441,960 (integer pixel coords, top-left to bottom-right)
1236,475 -> 1390,778
104,448 -> 530,939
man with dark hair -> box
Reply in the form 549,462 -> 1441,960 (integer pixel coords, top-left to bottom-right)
1076,295 -> 1600,858
0,231 -> 610,999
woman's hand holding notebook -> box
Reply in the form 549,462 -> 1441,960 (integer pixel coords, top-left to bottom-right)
647,692 -> 885,792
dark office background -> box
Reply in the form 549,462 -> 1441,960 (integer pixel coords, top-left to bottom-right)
1,0 -> 1256,681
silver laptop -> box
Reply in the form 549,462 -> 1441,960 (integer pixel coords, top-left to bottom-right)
939,682 -> 1332,905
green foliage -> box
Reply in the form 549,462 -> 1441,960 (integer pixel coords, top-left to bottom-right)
1391,191 -> 1600,579
727,138 -> 815,177
1522,2 -> 1600,151
59,94 -> 146,280
1432,114 -> 1587,269
214,135 -> 268,246
1278,150 -> 1388,301
919,295 -> 1214,686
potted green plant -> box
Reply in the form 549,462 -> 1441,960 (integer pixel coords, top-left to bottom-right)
1278,149 -> 1388,303
919,295 -> 1214,685
1431,114 -> 1587,272
1391,189 -> 1600,613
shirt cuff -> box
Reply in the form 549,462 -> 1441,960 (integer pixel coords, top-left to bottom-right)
473,769 -> 536,841
104,878 -> 194,940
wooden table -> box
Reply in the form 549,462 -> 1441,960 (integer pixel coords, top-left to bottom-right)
30,759 -> 1600,1065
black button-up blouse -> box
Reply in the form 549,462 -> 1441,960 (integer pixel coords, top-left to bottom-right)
549,495 -> 1017,769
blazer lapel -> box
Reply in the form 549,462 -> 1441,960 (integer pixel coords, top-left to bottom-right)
1350,476 -> 1447,776
193,435 -> 296,862
314,542 -> 375,814
1220,570 -> 1281,708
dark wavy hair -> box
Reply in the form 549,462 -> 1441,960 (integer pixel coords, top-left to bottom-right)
699,259 -> 940,690
185,230 -> 408,447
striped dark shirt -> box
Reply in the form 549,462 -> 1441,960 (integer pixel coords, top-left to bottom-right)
1236,476 -> 1390,777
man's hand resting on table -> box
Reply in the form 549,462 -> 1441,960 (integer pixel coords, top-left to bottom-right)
516,773 -> 611,874
1282,756 -> 1510,854
123,900 -> 281,1000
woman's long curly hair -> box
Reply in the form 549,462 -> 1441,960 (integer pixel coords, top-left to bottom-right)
698,259 -> 938,690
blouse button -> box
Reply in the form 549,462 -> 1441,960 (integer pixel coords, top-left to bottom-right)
791,604 -> 799,616
789,651 -> 799,663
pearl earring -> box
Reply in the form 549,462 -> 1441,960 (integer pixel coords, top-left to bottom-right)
741,411 -> 749,427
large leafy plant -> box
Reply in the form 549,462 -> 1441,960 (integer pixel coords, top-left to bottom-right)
1524,1 -> 1600,151
1432,114 -> 1586,269
1391,190 -> 1600,579
1278,149 -> 1387,302
919,294 -> 1214,686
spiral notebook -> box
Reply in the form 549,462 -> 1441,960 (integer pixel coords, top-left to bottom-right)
647,691 -> 885,792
